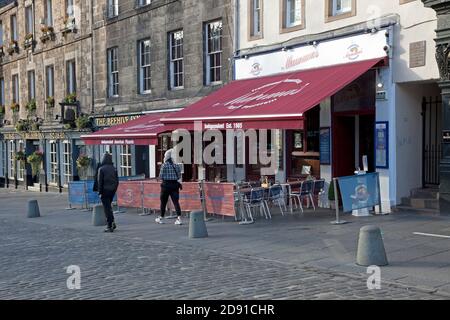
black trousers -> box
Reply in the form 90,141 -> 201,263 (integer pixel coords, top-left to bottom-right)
101,191 -> 115,228
160,181 -> 181,217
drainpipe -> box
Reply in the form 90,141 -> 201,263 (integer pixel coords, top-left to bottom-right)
233,0 -> 240,81
90,0 -> 95,114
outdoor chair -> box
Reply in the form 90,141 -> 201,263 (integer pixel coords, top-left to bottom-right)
312,179 -> 325,208
264,184 -> 287,217
298,180 -> 315,212
243,187 -> 270,221
287,181 -> 303,212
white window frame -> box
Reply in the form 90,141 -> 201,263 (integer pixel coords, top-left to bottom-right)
250,0 -> 262,37
332,0 -> 352,16
28,70 -> 35,101
49,141 -> 58,184
25,6 -> 33,36
205,20 -> 223,85
138,0 -> 151,7
46,65 -> 54,99
66,60 -> 76,95
138,39 -> 152,94
108,0 -> 119,18
119,145 -> 132,177
169,30 -> 184,90
285,0 -> 302,28
17,140 -> 24,181
0,141 -> 5,178
8,140 -> 14,179
107,47 -> 119,97
11,14 -> 17,41
63,140 -> 72,185
46,0 -> 53,26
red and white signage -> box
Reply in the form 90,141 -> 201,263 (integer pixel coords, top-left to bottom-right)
235,32 -> 388,80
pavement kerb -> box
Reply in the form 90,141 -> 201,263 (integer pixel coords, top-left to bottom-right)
5,214 -> 450,299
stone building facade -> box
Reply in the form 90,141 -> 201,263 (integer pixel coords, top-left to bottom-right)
0,0 -> 94,191
0,0 -> 235,191
88,0 -> 234,181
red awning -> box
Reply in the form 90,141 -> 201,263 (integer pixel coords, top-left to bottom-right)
81,112 -> 172,146
161,59 -> 383,130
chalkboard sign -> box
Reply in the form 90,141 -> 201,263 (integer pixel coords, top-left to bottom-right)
375,122 -> 389,169
320,127 -> 331,165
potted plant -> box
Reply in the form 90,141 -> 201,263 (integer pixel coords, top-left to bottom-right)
75,114 -> 91,130
24,33 -> 34,48
15,119 -> 30,132
64,93 -> 77,104
62,16 -> 76,34
7,41 -> 18,55
10,102 -> 20,113
15,150 -> 26,162
26,99 -> 37,115
46,96 -> 55,108
76,154 -> 91,180
41,26 -> 55,42
27,150 -> 43,178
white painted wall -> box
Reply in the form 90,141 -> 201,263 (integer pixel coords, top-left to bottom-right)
395,82 -> 441,203
239,0 -> 439,83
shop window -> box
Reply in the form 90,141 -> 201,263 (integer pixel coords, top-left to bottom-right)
119,145 -> 132,177
49,141 -> 58,184
63,141 -> 72,185
305,106 -> 320,152
8,140 -> 14,179
17,141 -> 25,181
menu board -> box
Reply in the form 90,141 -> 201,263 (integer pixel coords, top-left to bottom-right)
320,127 -> 331,165
375,122 -> 389,168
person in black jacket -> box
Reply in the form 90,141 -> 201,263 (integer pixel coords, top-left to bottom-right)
97,152 -> 119,232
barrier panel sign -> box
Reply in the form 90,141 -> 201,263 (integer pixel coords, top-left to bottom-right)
117,181 -> 143,208
68,182 -> 86,205
337,173 -> 380,213
203,182 -> 236,217
178,182 -> 203,212
85,180 -> 101,205
142,181 -> 161,210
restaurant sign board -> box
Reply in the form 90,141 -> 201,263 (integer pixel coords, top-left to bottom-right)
235,32 -> 388,80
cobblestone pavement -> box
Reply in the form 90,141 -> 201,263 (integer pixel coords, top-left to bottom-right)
0,216 -> 447,300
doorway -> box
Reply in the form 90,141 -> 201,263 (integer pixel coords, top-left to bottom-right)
332,113 -> 375,177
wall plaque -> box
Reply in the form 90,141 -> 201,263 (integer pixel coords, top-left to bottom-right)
409,41 -> 426,68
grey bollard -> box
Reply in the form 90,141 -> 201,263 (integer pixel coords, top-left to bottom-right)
92,204 -> 107,226
189,211 -> 208,239
27,200 -> 41,218
356,225 -> 388,266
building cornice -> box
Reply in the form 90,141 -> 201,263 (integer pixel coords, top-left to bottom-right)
0,0 -> 16,15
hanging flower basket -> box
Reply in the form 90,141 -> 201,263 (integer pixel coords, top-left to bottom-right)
64,93 -> 78,104
76,154 -> 91,180
10,102 -> 20,113
46,96 -> 55,108
75,114 -> 91,130
24,34 -> 34,49
15,150 -> 26,162
26,99 -> 37,115
27,150 -> 43,177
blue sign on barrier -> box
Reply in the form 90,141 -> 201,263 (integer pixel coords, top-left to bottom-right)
337,173 -> 380,213
85,180 -> 101,205
68,181 -> 87,205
